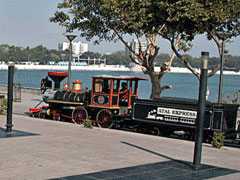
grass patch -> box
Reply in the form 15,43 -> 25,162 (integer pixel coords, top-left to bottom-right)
83,119 -> 93,129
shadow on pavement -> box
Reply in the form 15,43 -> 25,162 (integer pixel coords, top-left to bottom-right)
50,141 -> 239,180
0,128 -> 40,138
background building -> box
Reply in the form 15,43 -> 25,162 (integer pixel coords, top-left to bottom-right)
58,41 -> 106,65
58,41 -> 89,56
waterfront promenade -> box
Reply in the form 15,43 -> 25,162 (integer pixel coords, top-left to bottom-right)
0,85 -> 42,115
0,87 -> 240,179
1,64 -> 240,75
0,114 -> 240,180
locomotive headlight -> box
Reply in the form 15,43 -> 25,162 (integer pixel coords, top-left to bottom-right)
47,109 -> 51,116
129,110 -> 132,114
114,110 -> 118,114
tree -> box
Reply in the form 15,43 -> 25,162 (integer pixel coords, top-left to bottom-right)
0,44 -> 63,64
51,1 -> 240,98
105,51 -> 131,65
205,1 -> 240,67
161,1 -> 240,80
80,51 -> 102,59
51,0 -> 180,98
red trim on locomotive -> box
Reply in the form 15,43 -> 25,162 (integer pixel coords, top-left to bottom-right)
90,76 -> 146,109
48,71 -> 68,77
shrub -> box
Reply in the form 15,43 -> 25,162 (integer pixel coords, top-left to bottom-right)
83,119 -> 93,129
0,98 -> 7,114
2,98 -> 7,108
211,132 -> 225,149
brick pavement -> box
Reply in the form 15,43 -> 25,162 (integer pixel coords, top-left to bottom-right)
0,114 -> 239,180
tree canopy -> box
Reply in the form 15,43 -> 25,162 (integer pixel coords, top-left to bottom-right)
51,0 -> 240,98
158,0 -> 240,78
0,44 -> 61,64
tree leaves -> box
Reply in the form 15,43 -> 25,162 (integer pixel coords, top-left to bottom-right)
50,0 -> 240,84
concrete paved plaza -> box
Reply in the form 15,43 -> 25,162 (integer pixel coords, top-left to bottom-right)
0,114 -> 240,180
0,85 -> 43,115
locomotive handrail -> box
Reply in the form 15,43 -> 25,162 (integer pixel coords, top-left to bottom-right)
92,92 -> 110,96
47,99 -> 84,105
87,104 -> 128,109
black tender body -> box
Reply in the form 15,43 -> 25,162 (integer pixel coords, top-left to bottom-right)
131,97 -> 240,139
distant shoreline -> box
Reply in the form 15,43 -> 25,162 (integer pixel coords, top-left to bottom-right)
0,64 -> 131,71
0,64 -> 239,75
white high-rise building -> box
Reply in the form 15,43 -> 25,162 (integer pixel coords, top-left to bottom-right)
59,41 -> 88,55
58,41 -> 104,65
79,43 -> 88,54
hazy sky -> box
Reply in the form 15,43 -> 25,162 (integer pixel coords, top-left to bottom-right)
0,0 -> 239,57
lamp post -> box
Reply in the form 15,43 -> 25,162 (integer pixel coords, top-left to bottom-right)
217,40 -> 225,104
193,52 -> 209,170
6,64 -> 15,133
66,34 -> 77,88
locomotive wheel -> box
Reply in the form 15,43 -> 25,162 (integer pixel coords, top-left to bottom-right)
72,107 -> 88,125
136,127 -> 147,134
151,127 -> 161,136
96,109 -> 113,128
32,112 -> 40,118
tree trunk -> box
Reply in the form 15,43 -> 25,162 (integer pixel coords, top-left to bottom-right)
148,72 -> 161,99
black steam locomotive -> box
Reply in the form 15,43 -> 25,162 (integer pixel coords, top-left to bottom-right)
32,72 -> 240,142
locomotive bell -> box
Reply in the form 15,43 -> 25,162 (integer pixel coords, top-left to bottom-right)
63,83 -> 69,91
72,80 -> 82,92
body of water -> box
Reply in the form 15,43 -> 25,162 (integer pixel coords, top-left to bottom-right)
0,69 -> 239,102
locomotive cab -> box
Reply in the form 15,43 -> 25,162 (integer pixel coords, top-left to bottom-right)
87,75 -> 145,128
89,76 -> 144,110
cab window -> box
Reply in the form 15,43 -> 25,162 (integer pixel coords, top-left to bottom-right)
94,79 -> 103,93
132,80 -> 137,95
102,79 -> 110,93
113,80 -> 119,93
